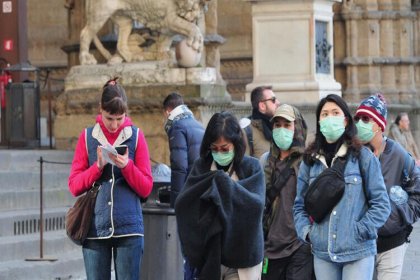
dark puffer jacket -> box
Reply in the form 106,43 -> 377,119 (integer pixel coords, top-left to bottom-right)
377,138 -> 420,253
166,107 -> 204,207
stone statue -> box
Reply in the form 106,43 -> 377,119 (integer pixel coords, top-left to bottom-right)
79,0 -> 211,65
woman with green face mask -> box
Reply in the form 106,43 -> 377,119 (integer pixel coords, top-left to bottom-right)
293,94 -> 390,280
175,112 -> 265,280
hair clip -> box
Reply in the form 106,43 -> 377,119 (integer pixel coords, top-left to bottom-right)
103,77 -> 119,88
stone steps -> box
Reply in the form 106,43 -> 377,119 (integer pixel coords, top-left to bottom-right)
0,170 -> 71,190
0,149 -> 74,171
0,150 -> 85,279
0,248 -> 85,280
0,188 -> 75,211
0,149 -> 76,211
0,207 -> 69,237
0,229 -> 79,262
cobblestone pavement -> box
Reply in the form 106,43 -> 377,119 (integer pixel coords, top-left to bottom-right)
401,221 -> 420,280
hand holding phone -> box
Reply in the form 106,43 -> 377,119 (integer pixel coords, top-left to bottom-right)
112,145 -> 129,168
99,144 -> 128,168
115,145 -> 128,155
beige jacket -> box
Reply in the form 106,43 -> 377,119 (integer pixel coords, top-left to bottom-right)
388,123 -> 420,159
244,119 -> 271,159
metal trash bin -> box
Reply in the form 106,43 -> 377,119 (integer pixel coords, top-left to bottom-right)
141,163 -> 183,279
4,62 -> 40,148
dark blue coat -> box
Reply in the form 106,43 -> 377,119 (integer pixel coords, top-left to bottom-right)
167,115 -> 204,207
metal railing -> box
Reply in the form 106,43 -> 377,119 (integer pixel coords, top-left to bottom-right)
25,156 -> 71,262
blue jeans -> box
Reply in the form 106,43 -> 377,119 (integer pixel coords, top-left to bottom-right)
314,255 -> 374,280
82,236 -> 144,280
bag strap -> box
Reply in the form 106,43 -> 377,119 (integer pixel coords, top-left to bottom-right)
244,124 -> 254,156
331,156 -> 347,174
332,157 -> 346,169
401,151 -> 414,187
386,138 -> 413,187
89,182 -> 101,198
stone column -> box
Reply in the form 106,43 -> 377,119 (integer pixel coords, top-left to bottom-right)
244,0 -> 342,104
204,0 -> 226,84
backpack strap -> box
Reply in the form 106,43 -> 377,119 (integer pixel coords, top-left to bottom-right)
402,151 -> 414,187
384,138 -> 413,187
244,124 -> 254,156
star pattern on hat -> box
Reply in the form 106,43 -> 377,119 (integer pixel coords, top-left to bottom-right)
356,94 -> 388,132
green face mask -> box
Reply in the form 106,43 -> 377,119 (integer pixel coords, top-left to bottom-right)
356,121 -> 375,143
320,116 -> 345,143
212,150 -> 235,166
273,128 -> 294,150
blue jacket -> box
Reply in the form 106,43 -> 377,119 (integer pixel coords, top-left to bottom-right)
293,145 -> 391,262
86,125 -> 144,238
166,108 -> 204,207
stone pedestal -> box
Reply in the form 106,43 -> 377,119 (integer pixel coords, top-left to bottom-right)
245,0 -> 342,104
54,62 -> 230,164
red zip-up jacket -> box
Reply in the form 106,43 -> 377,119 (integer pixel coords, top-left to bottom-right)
68,115 -> 153,198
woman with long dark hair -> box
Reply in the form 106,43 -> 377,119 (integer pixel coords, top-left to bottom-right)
175,111 -> 265,280
293,94 -> 390,279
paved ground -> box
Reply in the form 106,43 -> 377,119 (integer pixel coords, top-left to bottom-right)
401,221 -> 420,280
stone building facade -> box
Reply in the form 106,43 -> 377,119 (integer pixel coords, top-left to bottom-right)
21,0 -> 420,158
333,0 -> 420,104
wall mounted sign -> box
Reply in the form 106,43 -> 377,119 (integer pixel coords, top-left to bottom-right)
2,1 -> 12,13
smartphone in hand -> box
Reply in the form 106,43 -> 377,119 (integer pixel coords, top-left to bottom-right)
115,145 -> 128,155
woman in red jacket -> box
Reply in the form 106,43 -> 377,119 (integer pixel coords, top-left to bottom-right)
68,78 -> 153,280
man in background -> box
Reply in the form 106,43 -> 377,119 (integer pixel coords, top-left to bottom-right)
388,112 -> 420,166
243,86 -> 280,158
163,92 -> 204,208
163,92 -> 204,280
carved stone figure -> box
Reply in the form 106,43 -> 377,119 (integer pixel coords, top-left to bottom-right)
79,0 -> 211,65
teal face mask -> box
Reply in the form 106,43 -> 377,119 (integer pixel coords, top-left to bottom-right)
356,121 -> 375,143
273,128 -> 294,150
212,150 -> 235,166
319,116 -> 345,143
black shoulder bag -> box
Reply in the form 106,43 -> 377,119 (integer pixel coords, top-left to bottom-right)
304,157 -> 347,223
